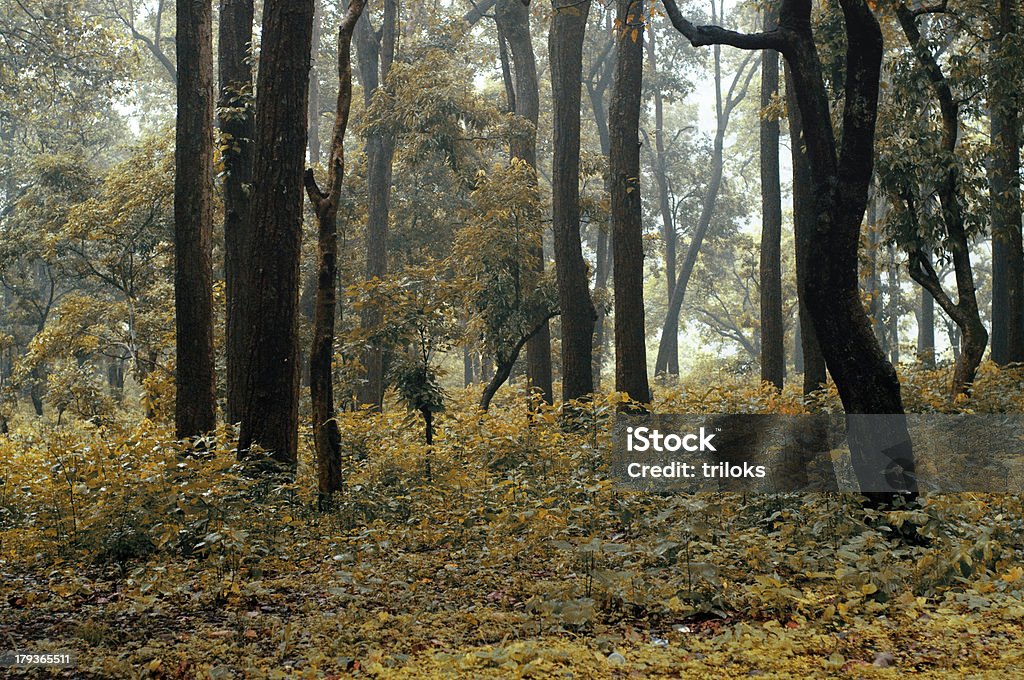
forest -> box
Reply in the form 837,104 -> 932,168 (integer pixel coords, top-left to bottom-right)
2,0 -> 1024,676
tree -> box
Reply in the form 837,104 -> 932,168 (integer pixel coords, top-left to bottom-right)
609,0 -> 651,405
882,3 -> 988,398
989,0 -> 1023,365
354,0 -> 399,410
494,0 -> 553,405
304,0 -> 367,501
173,0 -> 216,439
653,29 -> 755,378
661,0 -> 917,502
219,0 -> 256,425
550,0 -> 597,402
237,0 -> 317,466
759,4 -> 784,389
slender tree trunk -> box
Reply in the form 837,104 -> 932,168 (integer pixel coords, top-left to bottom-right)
305,0 -> 367,501
989,0 -> 1023,365
175,0 -> 217,439
784,61 -> 826,394
887,244 -> 900,365
550,0 -> 596,401
654,45 -> 755,376
759,9 -> 784,389
219,0 -> 256,425
918,286 -> 935,367
495,0 -> 553,404
610,0 -> 651,405
355,0 -> 399,410
646,21 -> 679,379
238,0 -> 317,466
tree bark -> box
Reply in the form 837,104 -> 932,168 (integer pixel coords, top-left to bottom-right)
219,0 -> 256,425
610,0 -> 651,405
897,4 -> 988,398
237,0 -> 317,466
989,0 -> 1023,365
355,0 -> 399,410
550,0 -> 597,401
174,0 -> 217,439
304,0 -> 367,501
784,61 -> 826,394
759,6 -> 784,390
495,0 -> 553,405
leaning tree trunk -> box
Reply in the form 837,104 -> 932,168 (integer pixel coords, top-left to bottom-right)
495,0 -> 553,405
219,0 -> 256,425
759,6 -> 784,390
609,0 -> 651,405
304,0 -> 367,502
989,0 -> 1023,365
174,0 -> 217,439
237,0 -> 317,466
550,0 -> 597,401
897,4 -> 987,398
917,286 -> 935,367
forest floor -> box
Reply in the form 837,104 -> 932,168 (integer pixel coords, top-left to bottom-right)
3,377 -> 1024,678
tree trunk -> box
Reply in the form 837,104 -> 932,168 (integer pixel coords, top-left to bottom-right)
609,0 -> 651,405
237,0 -> 316,466
219,0 -> 256,425
355,0 -> 399,410
897,5 -> 988,398
759,9 -> 784,390
784,61 -> 826,394
305,0 -> 366,501
917,286 -> 935,367
654,44 -> 755,377
887,244 -> 900,365
174,0 -> 217,439
495,0 -> 553,405
550,0 -> 596,401
989,0 -> 1023,365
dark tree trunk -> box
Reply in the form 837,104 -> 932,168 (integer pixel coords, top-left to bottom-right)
550,0 -> 596,401
759,10 -> 784,390
219,0 -> 256,425
479,313 -> 558,411
304,0 -> 367,501
609,0 -> 651,405
989,0 -> 1023,365
918,286 -> 935,367
495,0 -> 553,405
237,0 -> 317,466
897,5 -> 988,398
355,0 -> 398,410
175,0 -> 217,439
661,0 -> 918,502
784,61 -> 826,394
